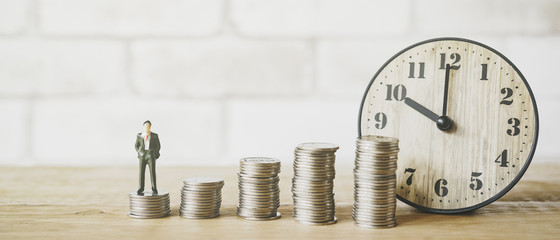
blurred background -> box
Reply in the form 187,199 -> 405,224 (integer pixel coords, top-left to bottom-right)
0,0 -> 558,166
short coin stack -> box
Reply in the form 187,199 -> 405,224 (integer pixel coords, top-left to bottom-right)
128,191 -> 170,219
353,135 -> 399,228
179,177 -> 224,219
292,142 -> 339,225
237,157 -> 281,220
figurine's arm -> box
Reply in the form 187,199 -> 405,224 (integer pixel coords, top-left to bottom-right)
134,136 -> 141,153
153,134 -> 161,159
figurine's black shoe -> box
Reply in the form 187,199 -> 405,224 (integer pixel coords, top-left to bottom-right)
136,188 -> 144,195
152,188 -> 158,194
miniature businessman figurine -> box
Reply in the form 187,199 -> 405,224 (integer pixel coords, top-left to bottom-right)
135,120 -> 161,194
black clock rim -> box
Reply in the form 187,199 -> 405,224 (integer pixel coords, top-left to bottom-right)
357,37 -> 540,214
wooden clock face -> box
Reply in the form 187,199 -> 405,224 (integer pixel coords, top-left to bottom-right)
358,38 -> 539,213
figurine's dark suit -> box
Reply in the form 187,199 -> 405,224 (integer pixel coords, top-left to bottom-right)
135,132 -> 161,193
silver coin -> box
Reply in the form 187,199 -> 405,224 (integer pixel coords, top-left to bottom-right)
129,207 -> 171,212
294,211 -> 335,218
294,211 -> 336,218
353,217 -> 396,224
179,176 -> 223,220
352,135 -> 398,228
129,191 -> 169,197
129,196 -> 170,200
238,190 -> 279,195
354,219 -> 396,226
237,205 -> 279,210
129,201 -> 169,206
296,142 -> 340,151
128,199 -> 168,203
128,212 -> 170,219
129,202 -> 170,207
294,155 -> 337,160
292,142 -> 338,224
128,191 -> 171,219
238,211 -> 281,221
128,197 -> 169,202
357,135 -> 399,143
238,200 -> 280,206
181,192 -> 221,197
129,209 -> 171,216
179,213 -> 220,219
240,156 -> 280,164
294,216 -> 337,225
179,208 -> 220,213
237,156 -> 281,221
238,187 -> 279,192
130,209 -> 171,215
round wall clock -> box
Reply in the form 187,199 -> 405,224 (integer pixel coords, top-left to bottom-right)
358,38 -> 539,213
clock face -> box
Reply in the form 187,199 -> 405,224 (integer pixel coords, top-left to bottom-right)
359,38 -> 539,213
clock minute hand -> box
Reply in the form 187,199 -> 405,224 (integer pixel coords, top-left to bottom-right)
442,64 -> 451,117
437,64 -> 454,131
404,97 -> 439,123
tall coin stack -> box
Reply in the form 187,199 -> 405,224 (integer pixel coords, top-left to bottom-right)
292,142 -> 339,225
179,177 -> 224,219
128,191 -> 170,219
353,135 -> 399,228
237,157 -> 281,220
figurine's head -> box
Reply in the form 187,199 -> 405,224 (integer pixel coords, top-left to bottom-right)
143,120 -> 152,133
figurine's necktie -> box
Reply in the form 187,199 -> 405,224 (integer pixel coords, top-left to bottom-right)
145,135 -> 148,141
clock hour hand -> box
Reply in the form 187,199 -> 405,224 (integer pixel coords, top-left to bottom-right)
405,97 -> 454,131
404,97 -> 439,122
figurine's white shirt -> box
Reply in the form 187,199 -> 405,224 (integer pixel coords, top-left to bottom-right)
141,132 -> 151,150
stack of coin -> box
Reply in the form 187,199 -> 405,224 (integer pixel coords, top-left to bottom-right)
353,135 -> 399,228
179,177 -> 224,219
128,191 -> 170,219
237,157 -> 281,220
292,142 -> 339,225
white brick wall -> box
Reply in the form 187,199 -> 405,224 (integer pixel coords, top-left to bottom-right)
39,0 -> 223,36
131,37 -> 312,97
505,36 -> 560,100
226,99 -> 358,165
414,0 -> 560,35
0,0 -> 558,165
0,100 -> 28,164
231,0 -> 410,37
0,0 -> 28,34
31,98 -> 223,165
316,39 -> 412,96
0,39 -> 125,96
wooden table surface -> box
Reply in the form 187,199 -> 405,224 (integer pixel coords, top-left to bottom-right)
1,163 -> 559,239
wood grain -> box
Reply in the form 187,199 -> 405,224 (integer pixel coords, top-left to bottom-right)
1,164 -> 559,239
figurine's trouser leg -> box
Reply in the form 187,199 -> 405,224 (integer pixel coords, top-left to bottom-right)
147,158 -> 157,191
138,158 -> 147,190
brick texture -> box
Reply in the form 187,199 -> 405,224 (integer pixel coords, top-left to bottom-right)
0,0 -> 28,34
0,0 -> 558,166
0,101 -> 28,164
31,98 -> 223,165
131,37 -> 312,97
39,0 -> 223,36
316,39 -> 412,97
505,36 -> 560,100
226,99 -> 358,165
231,0 -> 410,37
414,0 -> 560,35
0,39 -> 125,96
531,98 -> 560,161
